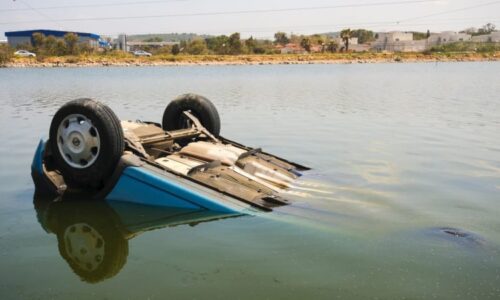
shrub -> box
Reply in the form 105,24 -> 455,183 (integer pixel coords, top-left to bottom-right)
0,44 -> 13,65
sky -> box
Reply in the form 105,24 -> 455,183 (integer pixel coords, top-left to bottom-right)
1,0 -> 499,39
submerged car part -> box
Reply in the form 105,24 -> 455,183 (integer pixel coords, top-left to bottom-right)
32,94 -> 310,212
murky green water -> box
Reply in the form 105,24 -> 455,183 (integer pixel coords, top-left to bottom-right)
1,63 -> 499,299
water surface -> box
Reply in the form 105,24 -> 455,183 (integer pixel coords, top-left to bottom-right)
1,63 -> 499,299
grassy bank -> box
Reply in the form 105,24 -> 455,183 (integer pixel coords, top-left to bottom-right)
4,51 -> 500,67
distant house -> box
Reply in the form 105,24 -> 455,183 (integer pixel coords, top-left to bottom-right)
333,37 -> 358,46
471,31 -> 500,42
349,44 -> 371,52
5,29 -> 101,48
309,45 -> 323,53
427,31 -> 471,46
371,31 -> 425,52
278,43 -> 307,54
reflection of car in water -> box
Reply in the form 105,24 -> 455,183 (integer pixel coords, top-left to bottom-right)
32,94 -> 309,213
34,193 -> 242,283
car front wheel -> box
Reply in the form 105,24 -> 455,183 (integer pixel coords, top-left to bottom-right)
49,99 -> 124,188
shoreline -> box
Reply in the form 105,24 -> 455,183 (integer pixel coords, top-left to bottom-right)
3,52 -> 499,67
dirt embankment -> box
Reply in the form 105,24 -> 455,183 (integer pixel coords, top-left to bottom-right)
4,52 -> 500,67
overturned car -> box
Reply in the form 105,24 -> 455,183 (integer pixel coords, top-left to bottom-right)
32,94 -> 309,213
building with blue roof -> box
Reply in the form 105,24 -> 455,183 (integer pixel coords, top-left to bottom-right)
5,29 -> 101,48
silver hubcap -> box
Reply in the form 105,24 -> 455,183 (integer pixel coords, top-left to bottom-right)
64,223 -> 105,272
57,114 -> 100,168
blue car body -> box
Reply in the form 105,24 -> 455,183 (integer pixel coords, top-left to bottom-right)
32,139 -> 257,213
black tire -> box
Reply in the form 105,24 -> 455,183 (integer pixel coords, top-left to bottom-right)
162,93 -> 221,136
49,99 -> 124,188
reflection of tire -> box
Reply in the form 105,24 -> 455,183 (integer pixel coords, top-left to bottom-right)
49,99 -> 124,188
54,201 -> 128,283
162,93 -> 221,136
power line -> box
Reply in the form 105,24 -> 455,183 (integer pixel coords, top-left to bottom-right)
197,20 -> 500,35
396,0 -> 500,23
227,17 -> 500,34
2,0 -> 497,38
13,0 -> 62,29
0,0 -> 187,13
95,17 -> 499,38
0,0 -> 439,25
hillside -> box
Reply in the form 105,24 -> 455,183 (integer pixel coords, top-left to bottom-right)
127,33 -> 213,42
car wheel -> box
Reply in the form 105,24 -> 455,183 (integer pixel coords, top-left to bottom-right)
49,99 -> 124,188
162,93 -> 221,136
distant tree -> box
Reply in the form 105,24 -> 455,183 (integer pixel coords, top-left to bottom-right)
64,33 -> 79,55
32,32 -> 46,52
185,39 -> 208,55
0,44 -> 13,65
426,29 -> 431,38
245,36 -> 256,54
482,23 -> 496,34
340,28 -> 352,51
253,46 -> 266,54
151,44 -> 172,55
179,40 -> 188,51
326,40 -> 338,53
461,27 -> 477,35
79,42 -> 94,54
350,29 -> 375,44
44,35 -> 59,55
300,38 -> 311,52
274,31 -> 289,45
228,32 -> 242,54
412,31 -> 428,40
309,34 -> 325,45
206,35 -> 230,54
144,37 -> 163,42
171,44 -> 180,55
55,40 -> 67,56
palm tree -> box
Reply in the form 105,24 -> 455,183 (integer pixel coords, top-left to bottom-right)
340,28 -> 352,52
300,38 -> 311,52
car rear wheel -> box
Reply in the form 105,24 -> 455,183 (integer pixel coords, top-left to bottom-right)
162,93 -> 221,136
49,99 -> 124,188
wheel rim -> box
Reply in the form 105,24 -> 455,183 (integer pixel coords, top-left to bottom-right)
57,114 -> 100,169
63,223 -> 105,272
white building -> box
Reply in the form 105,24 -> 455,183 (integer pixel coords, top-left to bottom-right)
371,31 -> 426,52
427,31 -> 471,46
333,37 -> 358,45
371,31 -> 481,52
471,32 -> 500,42
277,43 -> 307,54
349,44 -> 371,52
116,34 -> 128,51
377,31 -> 413,43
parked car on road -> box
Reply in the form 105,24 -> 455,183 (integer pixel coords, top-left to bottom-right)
14,50 -> 36,57
132,50 -> 152,57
